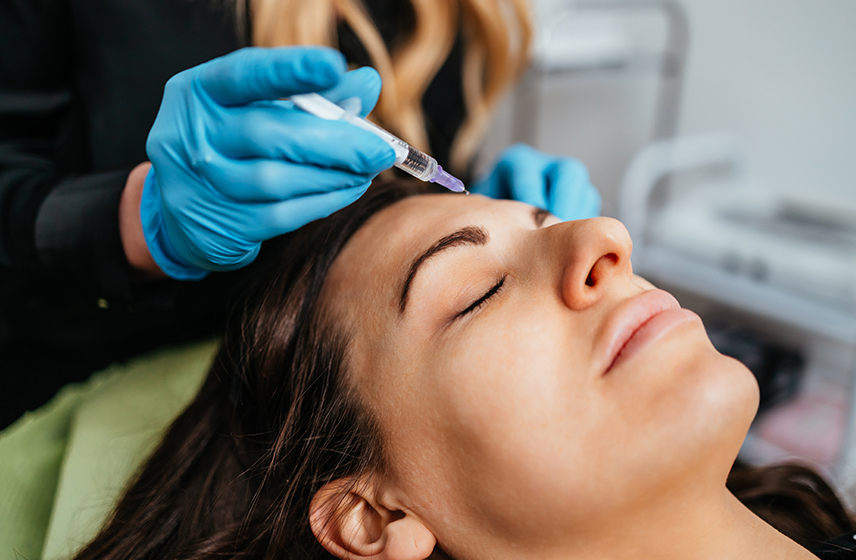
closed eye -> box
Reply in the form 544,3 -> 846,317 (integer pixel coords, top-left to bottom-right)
457,276 -> 506,318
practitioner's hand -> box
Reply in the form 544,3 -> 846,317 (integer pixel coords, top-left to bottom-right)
141,46 -> 396,280
471,143 -> 601,222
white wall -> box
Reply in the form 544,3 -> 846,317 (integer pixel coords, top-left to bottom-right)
676,0 -> 856,207
485,0 -> 856,213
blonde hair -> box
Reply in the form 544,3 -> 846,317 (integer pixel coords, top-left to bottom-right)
242,0 -> 532,173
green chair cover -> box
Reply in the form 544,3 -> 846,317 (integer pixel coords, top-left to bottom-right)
0,340 -> 217,559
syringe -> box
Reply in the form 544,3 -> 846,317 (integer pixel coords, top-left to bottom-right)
290,93 -> 467,194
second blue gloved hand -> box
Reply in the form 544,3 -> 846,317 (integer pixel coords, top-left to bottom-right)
141,46 -> 396,280
471,144 -> 601,222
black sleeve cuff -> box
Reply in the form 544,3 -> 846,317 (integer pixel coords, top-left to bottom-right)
34,168 -> 140,302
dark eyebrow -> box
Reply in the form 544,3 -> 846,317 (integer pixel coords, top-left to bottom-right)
399,226 -> 489,314
533,207 -> 550,228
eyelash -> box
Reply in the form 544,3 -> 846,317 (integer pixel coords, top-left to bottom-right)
457,275 -> 506,318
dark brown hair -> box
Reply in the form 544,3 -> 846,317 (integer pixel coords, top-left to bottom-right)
728,460 -> 854,549
74,178 -> 853,559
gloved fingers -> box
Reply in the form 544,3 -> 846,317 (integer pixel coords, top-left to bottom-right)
167,213 -> 262,272
546,158 -> 601,221
251,182 -> 370,240
470,146 -> 519,199
504,145 -> 551,209
233,67 -> 380,117
576,183 -> 603,220
195,46 -> 346,107
468,172 -> 499,199
197,154 -> 380,203
319,67 -> 383,118
208,108 -> 395,174
208,244 -> 262,272
470,143 -> 550,206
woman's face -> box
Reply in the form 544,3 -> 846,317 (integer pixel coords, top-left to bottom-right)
323,193 -> 759,557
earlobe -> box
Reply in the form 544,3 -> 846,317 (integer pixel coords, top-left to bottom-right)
310,477 -> 437,560
378,515 -> 437,560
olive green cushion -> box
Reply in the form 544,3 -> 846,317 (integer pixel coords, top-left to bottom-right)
0,340 -> 217,560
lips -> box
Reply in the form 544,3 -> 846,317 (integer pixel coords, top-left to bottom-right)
601,289 -> 696,375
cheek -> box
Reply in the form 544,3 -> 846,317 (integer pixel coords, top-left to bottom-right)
435,307 -> 593,446
442,332 -> 574,447
411,314 -> 605,533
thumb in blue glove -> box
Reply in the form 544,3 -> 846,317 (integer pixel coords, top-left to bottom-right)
142,46 -> 397,280
470,143 -> 601,222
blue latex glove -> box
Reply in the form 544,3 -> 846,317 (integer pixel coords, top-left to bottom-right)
141,46 -> 396,280
471,143 -> 601,222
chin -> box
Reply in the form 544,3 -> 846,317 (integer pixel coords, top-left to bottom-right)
681,344 -> 760,476
716,352 -> 760,434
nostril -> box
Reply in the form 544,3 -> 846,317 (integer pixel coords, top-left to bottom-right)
586,253 -> 618,287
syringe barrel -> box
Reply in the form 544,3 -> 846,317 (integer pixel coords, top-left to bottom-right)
339,113 -> 438,181
394,143 -> 438,182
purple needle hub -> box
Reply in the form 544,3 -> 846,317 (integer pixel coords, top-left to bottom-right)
431,166 -> 468,194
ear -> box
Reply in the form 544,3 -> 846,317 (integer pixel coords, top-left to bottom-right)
310,477 -> 436,560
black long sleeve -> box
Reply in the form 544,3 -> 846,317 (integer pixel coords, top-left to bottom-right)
1,0 -> 240,282
0,0 -> 465,429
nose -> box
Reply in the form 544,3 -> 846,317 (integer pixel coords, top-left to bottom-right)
550,218 -> 633,310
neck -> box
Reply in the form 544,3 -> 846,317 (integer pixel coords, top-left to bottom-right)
563,488 -> 818,560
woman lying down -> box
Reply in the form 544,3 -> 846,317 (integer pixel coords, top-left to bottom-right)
76,179 -> 854,560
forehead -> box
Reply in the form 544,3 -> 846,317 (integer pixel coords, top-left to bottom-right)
326,194 -> 519,302
321,193 -> 531,337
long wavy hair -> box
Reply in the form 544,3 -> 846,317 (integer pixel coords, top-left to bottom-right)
235,0 -> 532,174
74,180 -> 854,558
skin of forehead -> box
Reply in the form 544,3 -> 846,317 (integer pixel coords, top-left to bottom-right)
323,193 -> 527,317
